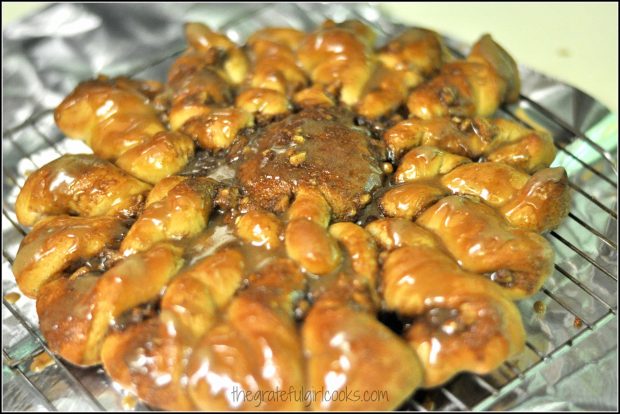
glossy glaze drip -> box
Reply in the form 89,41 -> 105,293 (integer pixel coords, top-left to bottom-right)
29,352 -> 55,373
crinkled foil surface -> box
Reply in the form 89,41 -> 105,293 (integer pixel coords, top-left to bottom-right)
2,3 -> 618,412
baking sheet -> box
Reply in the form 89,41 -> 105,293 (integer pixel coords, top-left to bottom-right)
2,3 -> 618,411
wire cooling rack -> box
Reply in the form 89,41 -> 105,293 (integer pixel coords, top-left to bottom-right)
2,3 -> 618,411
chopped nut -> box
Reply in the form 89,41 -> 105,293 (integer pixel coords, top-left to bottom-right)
458,118 -> 472,132
289,151 -> 307,166
533,300 -> 546,315
440,86 -> 456,105
359,193 -> 372,205
382,162 -> 394,174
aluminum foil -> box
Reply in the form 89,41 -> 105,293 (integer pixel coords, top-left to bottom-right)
2,3 -> 618,412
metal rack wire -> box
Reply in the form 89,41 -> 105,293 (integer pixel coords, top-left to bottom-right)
2,3 -> 618,411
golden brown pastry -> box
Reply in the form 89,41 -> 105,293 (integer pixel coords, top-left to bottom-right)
366,217 -> 441,251
441,161 -> 531,207
184,22 -> 249,85
36,242 -> 183,366
303,296 -> 424,410
355,28 -> 449,120
161,248 -> 245,335
379,181 -> 448,219
293,85 -> 336,108
115,131 -> 195,183
302,260 -> 423,411
167,69 -> 233,130
165,23 -> 246,141
499,167 -> 570,232
384,117 -> 492,159
15,154 -> 151,226
101,247 -> 245,410
378,28 -> 448,88
186,259 -> 305,410
417,196 -> 555,299
235,210 -> 283,250
12,216 -> 127,298
388,136 -> 569,232
234,28 -> 310,121
235,87 -> 292,118
407,34 -> 520,119
483,118 -> 557,173
297,20 -> 375,106
54,77 -> 162,150
328,222 -> 378,289
355,64 -> 409,119
246,27 -> 308,95
393,146 -> 471,181
181,107 -> 254,150
384,116 -> 555,173
285,188 -> 342,275
120,176 -> 218,255
382,245 -> 525,387
55,77 -> 195,183
397,160 -> 570,233
367,219 -> 525,386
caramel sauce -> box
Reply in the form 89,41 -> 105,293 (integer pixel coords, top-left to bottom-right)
513,107 -> 551,135
4,292 -> 20,304
121,394 -> 138,410
29,352 -> 54,373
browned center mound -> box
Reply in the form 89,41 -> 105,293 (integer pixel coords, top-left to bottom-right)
238,107 -> 385,220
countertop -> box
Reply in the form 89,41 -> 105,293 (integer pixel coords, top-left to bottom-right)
3,2 -> 617,113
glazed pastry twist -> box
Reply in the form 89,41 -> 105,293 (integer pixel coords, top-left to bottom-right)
273,182 -> 424,410
384,116 -> 557,173
235,27 -> 307,119
303,286 -> 424,410
356,28 -> 448,119
101,247 -> 245,410
167,23 -> 255,150
378,234 -> 525,386
185,22 -> 249,85
407,34 -> 520,119
380,147 -> 557,298
297,20 -> 376,106
15,154 -> 151,226
120,176 -> 218,255
186,258 -> 306,410
378,28 -> 449,88
235,209 -> 283,250
12,216 -> 127,298
390,149 -> 570,232
285,187 -> 342,275
36,242 -> 184,366
55,77 -> 195,184
418,196 -> 554,299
